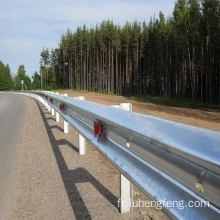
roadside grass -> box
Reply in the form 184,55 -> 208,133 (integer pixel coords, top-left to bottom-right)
129,94 -> 220,110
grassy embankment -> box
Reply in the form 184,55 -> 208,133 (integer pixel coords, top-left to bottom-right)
129,94 -> 220,110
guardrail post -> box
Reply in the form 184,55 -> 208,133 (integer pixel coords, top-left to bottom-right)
79,134 -> 86,154
55,92 -> 60,122
76,96 -> 86,155
56,111 -> 60,122
45,100 -> 48,109
113,103 -> 133,213
50,97 -> 55,116
64,120 -> 68,133
63,94 -> 69,133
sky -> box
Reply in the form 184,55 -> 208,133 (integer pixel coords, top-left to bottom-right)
0,0 -> 176,78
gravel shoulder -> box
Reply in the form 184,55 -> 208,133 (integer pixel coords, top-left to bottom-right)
9,96 -> 169,219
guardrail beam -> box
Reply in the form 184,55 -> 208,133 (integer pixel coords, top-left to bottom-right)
19,91 -> 220,219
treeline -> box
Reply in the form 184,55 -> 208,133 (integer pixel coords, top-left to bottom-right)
0,62 -> 33,90
40,0 -> 220,104
0,61 -> 12,90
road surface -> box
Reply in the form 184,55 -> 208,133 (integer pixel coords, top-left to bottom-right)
0,93 -> 27,220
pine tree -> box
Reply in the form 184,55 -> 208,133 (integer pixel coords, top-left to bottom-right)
0,61 -> 12,90
37,0 -> 220,104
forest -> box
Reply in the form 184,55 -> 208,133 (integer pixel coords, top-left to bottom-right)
1,0 -> 219,105
39,0 -> 220,105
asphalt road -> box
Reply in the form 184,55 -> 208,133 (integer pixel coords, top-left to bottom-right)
0,93 -> 27,220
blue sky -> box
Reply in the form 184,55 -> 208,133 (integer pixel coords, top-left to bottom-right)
0,0 -> 176,78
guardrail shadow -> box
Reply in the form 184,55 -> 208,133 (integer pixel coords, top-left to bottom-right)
56,139 -> 79,154
47,117 -> 56,122
35,100 -> 119,219
50,125 -> 64,133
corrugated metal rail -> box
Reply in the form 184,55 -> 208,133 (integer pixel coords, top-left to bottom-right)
23,91 -> 220,219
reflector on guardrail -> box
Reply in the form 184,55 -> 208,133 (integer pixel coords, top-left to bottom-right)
60,104 -> 63,111
94,122 -> 101,136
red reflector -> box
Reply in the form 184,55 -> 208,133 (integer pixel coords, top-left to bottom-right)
60,104 -> 63,110
94,122 -> 101,136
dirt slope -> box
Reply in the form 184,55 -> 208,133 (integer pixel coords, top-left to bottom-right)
59,91 -> 220,131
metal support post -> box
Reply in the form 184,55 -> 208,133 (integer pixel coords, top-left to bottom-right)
55,92 -> 59,122
63,94 -> 68,133
64,120 -> 68,133
113,103 -> 133,213
77,96 -> 86,155
79,134 -> 86,155
56,112 -> 59,122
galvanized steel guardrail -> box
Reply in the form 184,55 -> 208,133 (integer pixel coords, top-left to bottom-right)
21,91 -> 220,219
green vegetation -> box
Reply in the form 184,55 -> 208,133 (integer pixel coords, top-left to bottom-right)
2,0 -> 220,108
0,61 -> 12,90
31,71 -> 41,90
39,0 -> 220,105
0,62 -> 33,91
13,65 -> 31,90
129,94 -> 220,109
